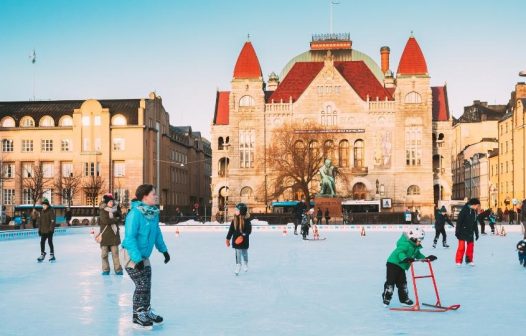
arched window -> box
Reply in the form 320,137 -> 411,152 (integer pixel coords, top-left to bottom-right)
309,140 -> 319,161
354,139 -> 364,167
352,182 -> 367,200
438,133 -> 444,141
21,116 -> 35,127
321,105 -> 337,126
218,137 -> 224,150
59,116 -> 73,127
218,157 -> 229,177
1,117 -> 15,127
111,114 -> 127,126
407,185 -> 421,195
339,140 -> 349,167
324,140 -> 336,163
405,91 -> 422,104
239,95 -> 255,107
240,186 -> 253,202
39,115 -> 55,127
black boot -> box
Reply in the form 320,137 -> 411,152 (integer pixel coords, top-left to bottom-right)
382,284 -> 393,306
398,284 -> 414,306
37,252 -> 46,262
49,253 -> 56,262
432,239 -> 437,248
443,241 -> 449,248
133,308 -> 153,330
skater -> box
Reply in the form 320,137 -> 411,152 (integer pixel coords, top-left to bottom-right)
37,198 -> 56,262
509,208 -> 515,224
99,194 -> 123,275
324,208 -> 330,224
121,184 -> 170,330
65,207 -> 72,226
517,239 -> 526,267
294,199 -> 306,235
433,206 -> 454,248
225,203 -> 252,275
488,210 -> 497,234
316,208 -> 322,225
301,208 -> 314,239
521,200 -> 526,238
382,227 -> 437,306
455,198 -> 480,266
31,208 -> 39,229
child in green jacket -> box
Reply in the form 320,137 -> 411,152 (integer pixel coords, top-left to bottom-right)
382,228 -> 437,306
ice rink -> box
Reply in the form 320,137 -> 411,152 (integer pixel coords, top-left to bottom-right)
0,226 -> 524,336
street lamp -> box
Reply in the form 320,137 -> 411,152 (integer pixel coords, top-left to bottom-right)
222,143 -> 231,223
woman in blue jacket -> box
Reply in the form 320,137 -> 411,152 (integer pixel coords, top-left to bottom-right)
122,184 -> 170,330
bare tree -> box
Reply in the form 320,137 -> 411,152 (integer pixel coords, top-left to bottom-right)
262,121 -> 347,205
54,171 -> 83,207
83,175 -> 105,224
18,162 -> 51,208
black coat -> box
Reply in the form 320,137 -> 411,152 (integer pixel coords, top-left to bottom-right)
435,213 -> 453,229
455,204 -> 479,242
226,218 -> 252,249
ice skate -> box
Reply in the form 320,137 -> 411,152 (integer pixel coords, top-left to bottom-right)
133,308 -> 153,330
468,262 -> 475,266
456,262 -> 462,266
243,262 -> 248,272
146,306 -> 164,325
101,271 -> 110,275
401,298 -> 414,306
115,271 -> 123,275
49,253 -> 56,262
37,252 -> 46,263
234,263 -> 241,275
442,242 -> 449,248
382,285 -> 393,307
432,241 -> 437,248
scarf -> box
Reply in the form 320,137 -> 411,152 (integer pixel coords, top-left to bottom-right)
136,202 -> 160,221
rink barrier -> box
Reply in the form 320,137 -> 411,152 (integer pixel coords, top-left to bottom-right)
161,224 -> 524,233
0,228 -> 68,241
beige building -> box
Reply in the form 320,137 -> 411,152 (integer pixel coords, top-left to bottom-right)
211,34 -> 453,219
497,112 -> 514,209
488,149 -> 499,210
0,93 -> 211,218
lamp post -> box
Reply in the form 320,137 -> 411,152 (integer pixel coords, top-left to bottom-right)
222,143 -> 231,223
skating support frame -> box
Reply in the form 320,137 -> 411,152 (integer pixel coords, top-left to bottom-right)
390,260 -> 460,312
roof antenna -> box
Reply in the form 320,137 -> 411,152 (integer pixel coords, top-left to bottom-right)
410,30 -> 414,37
247,33 -> 251,41
330,1 -> 340,34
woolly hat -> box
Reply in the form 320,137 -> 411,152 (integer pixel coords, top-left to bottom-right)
103,193 -> 114,203
440,206 -> 447,213
235,203 -> 248,216
41,198 -> 50,206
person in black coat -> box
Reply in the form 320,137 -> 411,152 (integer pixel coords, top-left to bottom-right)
521,200 -> 526,239
455,198 -> 480,266
294,200 -> 306,235
433,206 -> 454,248
226,203 -> 252,275
324,208 -> 330,224
316,208 -> 323,225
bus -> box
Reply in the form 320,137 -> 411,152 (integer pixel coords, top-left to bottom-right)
12,204 -> 67,227
341,199 -> 381,213
70,205 -> 100,225
271,201 -> 315,214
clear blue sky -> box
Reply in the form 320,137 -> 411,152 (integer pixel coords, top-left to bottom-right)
1,0 -> 525,139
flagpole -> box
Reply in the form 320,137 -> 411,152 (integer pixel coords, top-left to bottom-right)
30,49 -> 36,100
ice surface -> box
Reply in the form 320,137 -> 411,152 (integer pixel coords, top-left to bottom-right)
0,227 -> 523,335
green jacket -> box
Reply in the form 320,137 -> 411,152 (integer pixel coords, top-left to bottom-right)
387,233 -> 426,270
98,202 -> 121,246
38,208 -> 56,234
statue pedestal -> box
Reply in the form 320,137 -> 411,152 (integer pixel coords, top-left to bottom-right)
314,197 -> 343,224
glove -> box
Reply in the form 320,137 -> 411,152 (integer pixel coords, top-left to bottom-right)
402,257 -> 415,264
475,234 -> 479,241
163,251 -> 170,264
427,255 -> 437,262
135,260 -> 145,271
225,239 -> 230,247
38,230 -> 42,237
455,233 -> 460,240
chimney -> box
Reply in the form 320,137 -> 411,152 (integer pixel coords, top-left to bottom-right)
380,46 -> 390,74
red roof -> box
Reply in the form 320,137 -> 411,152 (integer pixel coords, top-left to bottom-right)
269,61 -> 392,103
214,91 -> 230,125
233,42 -> 262,79
432,86 -> 450,121
397,36 -> 428,75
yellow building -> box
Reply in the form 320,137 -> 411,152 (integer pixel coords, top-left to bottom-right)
0,93 -> 211,218
488,148 -> 499,210
498,113 -> 514,210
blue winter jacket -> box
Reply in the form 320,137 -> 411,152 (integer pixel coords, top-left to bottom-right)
122,201 -> 167,263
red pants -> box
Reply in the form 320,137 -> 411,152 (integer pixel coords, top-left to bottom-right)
455,240 -> 474,263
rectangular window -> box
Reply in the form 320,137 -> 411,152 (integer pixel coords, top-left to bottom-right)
22,189 -> 32,204
84,162 -> 99,176
405,126 -> 422,166
113,138 -> 125,151
83,138 -> 90,151
3,189 -> 15,205
82,116 -> 90,126
2,139 -> 14,152
22,139 -> 33,152
94,116 -> 101,126
3,163 -> 15,178
94,138 -> 101,151
62,162 -> 73,177
114,161 -> 125,177
22,162 -> 33,178
61,139 -> 71,152
239,130 -> 255,168
42,162 -> 54,178
43,189 -> 52,202
41,139 -> 53,152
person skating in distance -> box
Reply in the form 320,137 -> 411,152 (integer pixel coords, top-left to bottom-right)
226,203 -> 252,275
37,198 -> 56,262
382,228 -> 437,307
455,198 -> 480,266
433,206 -> 454,248
517,239 -> 526,267
301,208 -> 314,240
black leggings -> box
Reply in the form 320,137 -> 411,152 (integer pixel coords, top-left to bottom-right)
384,262 -> 409,301
434,226 -> 447,242
40,233 -> 54,254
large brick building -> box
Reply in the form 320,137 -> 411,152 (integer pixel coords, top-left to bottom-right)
0,92 -> 211,217
211,34 -> 452,220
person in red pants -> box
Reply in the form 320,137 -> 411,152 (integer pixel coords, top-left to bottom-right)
455,198 -> 480,266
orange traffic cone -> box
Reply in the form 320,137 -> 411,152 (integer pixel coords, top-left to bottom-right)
360,226 -> 366,236
90,228 -> 94,235
175,227 -> 180,237
282,225 -> 288,236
